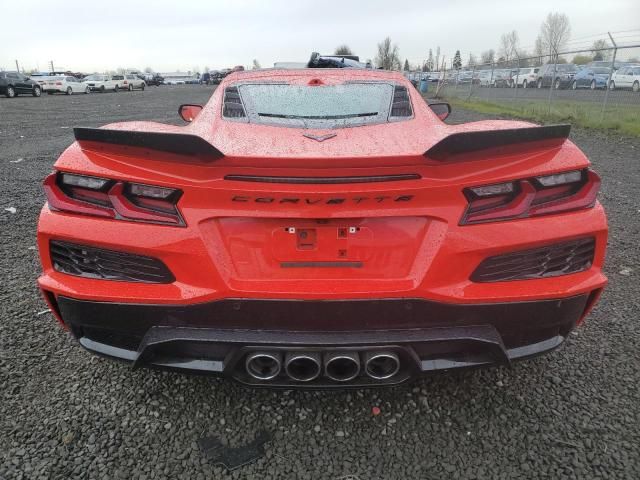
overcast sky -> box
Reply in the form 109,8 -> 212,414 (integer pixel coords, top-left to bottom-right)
1,0 -> 638,73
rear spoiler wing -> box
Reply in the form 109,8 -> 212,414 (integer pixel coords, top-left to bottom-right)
73,127 -> 223,161
425,124 -> 571,161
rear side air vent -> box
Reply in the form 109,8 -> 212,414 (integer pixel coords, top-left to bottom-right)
471,237 -> 595,283
390,86 -> 412,118
50,241 -> 175,283
222,86 -> 246,119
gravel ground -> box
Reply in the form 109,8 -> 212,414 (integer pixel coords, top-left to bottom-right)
0,86 -> 638,480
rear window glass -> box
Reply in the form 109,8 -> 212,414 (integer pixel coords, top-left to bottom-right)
593,68 -> 610,74
112,75 -> 124,80
227,83 -> 407,129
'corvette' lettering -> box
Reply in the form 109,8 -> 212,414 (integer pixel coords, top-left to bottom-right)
231,195 -> 414,205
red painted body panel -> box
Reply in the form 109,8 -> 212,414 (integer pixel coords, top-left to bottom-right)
36,69 -> 608,382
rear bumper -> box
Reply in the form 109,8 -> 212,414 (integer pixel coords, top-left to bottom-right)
52,292 -> 597,387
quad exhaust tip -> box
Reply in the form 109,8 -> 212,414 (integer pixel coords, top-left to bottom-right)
364,351 -> 400,380
284,351 -> 322,382
245,349 -> 401,383
245,352 -> 282,381
325,352 -> 360,382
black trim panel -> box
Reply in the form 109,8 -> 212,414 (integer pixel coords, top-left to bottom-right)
57,294 -> 588,337
425,124 -> 571,161
74,127 -> 223,159
224,174 -> 421,184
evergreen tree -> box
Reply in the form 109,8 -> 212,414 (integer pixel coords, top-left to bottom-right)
426,49 -> 434,71
453,50 -> 462,70
403,59 -> 410,71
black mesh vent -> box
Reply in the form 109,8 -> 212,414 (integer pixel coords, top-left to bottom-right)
222,86 -> 246,118
390,86 -> 412,118
471,237 -> 595,283
51,241 -> 175,283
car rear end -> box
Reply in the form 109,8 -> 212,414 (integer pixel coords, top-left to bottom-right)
37,70 -> 607,387
43,76 -> 66,93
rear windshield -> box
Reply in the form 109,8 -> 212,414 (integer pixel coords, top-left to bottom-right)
85,75 -> 105,81
557,65 -> 577,72
593,67 -> 610,74
112,75 -> 124,80
229,82 -> 407,128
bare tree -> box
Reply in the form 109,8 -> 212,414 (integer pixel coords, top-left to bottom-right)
144,67 -> 153,73
534,35 -> 546,64
435,46 -> 441,71
499,30 -> 520,63
591,39 -> 611,61
480,49 -> 495,65
466,53 -> 477,68
374,37 -> 401,70
334,45 -> 353,56
539,12 -> 571,58
252,59 -> 261,69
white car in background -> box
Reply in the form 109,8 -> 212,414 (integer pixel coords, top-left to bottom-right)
114,73 -> 146,91
609,65 -> 640,92
478,70 -> 494,87
511,67 -> 540,88
84,74 -> 118,92
126,73 -> 146,90
43,76 -> 90,95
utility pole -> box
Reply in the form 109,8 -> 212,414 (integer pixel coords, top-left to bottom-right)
15,59 -> 20,72
601,32 -> 617,122
49,60 -> 55,73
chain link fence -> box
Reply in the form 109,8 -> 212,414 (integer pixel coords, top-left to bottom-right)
408,43 -> 640,132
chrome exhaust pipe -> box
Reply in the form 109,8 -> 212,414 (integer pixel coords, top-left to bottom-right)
324,351 -> 360,382
284,351 -> 321,382
364,351 -> 400,380
245,352 -> 282,381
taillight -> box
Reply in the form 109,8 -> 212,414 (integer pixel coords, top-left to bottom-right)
55,82 -> 62,85
461,169 -> 599,225
44,172 -> 184,225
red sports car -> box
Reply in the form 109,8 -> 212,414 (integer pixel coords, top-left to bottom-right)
37,68 -> 607,387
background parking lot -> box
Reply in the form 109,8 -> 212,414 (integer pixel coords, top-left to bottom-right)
1,87 -> 639,479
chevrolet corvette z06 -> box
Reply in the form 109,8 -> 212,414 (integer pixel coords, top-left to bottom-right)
37,68 -> 607,387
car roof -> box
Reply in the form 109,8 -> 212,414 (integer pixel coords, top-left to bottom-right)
221,68 -> 408,84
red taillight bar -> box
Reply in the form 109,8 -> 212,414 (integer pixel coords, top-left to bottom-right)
44,173 -> 115,218
461,169 -> 600,225
43,172 -> 184,226
107,183 -> 180,224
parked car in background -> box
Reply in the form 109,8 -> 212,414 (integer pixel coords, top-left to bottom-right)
43,76 -> 90,95
30,72 -> 52,89
477,70 -> 493,87
492,69 -> 512,88
122,73 -> 145,91
141,74 -> 164,86
456,70 -> 473,84
0,71 -> 42,97
537,64 -> 578,89
84,74 -> 117,92
571,67 -> 610,90
511,67 -> 539,88
307,53 -> 369,69
609,65 -> 640,92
